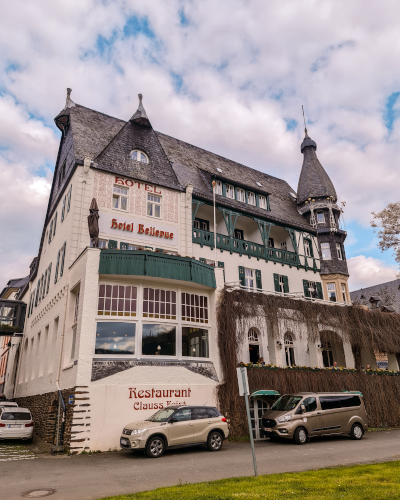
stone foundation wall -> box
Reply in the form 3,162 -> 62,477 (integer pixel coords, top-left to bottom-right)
16,387 -> 75,448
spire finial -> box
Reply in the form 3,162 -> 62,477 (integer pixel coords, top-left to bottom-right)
302,105 -> 308,138
130,93 -> 151,127
138,93 -> 143,101
65,88 -> 75,109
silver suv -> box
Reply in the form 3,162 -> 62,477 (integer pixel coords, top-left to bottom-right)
120,405 -> 229,458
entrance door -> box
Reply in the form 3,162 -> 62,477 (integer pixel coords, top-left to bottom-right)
250,399 -> 270,440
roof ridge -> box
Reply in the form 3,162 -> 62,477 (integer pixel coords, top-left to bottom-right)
73,103 -> 127,124
351,278 -> 400,293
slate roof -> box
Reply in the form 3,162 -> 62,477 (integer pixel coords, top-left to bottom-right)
0,276 -> 29,299
297,134 -> 337,205
350,279 -> 400,314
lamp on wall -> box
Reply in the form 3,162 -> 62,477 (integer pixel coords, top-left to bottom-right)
157,345 -> 161,351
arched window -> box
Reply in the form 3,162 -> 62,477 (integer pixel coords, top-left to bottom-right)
284,332 -> 295,366
248,328 -> 261,363
130,150 -> 149,164
248,328 -> 259,344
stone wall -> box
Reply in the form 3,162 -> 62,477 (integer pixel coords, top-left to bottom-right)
16,387 -> 76,448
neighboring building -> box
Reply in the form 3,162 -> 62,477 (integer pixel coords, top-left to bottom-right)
0,276 -> 29,393
5,90 -> 358,450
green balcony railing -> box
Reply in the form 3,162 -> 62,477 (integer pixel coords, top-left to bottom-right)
193,228 -> 319,270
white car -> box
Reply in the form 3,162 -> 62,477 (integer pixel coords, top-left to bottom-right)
0,402 -> 18,411
0,407 -> 34,442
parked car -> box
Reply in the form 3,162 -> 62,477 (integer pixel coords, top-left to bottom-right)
120,405 -> 229,458
0,407 -> 34,442
261,392 -> 368,444
0,401 -> 18,411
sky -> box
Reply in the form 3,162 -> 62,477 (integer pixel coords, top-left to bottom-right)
1,0 -> 400,292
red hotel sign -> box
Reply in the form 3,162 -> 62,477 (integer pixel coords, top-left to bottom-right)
115,176 -> 161,194
111,219 -> 174,239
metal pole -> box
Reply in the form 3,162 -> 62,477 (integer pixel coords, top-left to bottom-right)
241,367 -> 258,477
212,182 -> 217,265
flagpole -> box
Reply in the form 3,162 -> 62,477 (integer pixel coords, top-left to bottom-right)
212,181 -> 217,266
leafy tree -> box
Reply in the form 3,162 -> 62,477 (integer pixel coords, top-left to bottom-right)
371,202 -> 400,272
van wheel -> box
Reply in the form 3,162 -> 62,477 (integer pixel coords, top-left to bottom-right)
350,423 -> 363,440
146,436 -> 165,458
294,427 -> 307,445
207,431 -> 223,451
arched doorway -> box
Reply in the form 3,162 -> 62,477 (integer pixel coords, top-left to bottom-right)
284,332 -> 296,366
248,328 -> 261,363
320,331 -> 346,367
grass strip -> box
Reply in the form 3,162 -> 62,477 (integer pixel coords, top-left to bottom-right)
100,460 -> 400,500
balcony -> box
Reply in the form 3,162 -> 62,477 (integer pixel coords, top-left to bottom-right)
193,228 -> 319,271
0,300 -> 27,336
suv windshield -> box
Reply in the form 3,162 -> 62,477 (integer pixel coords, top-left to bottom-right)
146,408 -> 176,422
271,395 -> 303,411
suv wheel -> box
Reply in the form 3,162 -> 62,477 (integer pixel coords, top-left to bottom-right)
350,423 -> 363,440
207,431 -> 223,451
293,427 -> 307,445
146,436 -> 165,458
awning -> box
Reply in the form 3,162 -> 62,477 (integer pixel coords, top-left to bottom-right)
342,390 -> 363,397
251,390 -> 280,398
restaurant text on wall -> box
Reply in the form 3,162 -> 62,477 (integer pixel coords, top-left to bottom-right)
128,387 -> 192,410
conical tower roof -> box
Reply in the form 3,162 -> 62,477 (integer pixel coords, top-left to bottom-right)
297,131 -> 337,204
130,93 -> 151,127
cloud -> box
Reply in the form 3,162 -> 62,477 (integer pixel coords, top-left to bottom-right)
347,256 -> 398,291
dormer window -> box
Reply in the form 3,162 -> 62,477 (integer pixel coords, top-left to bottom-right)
236,188 -> 245,202
317,211 -> 325,223
215,181 -> 223,195
247,191 -> 256,206
256,182 -> 262,187
226,184 -> 235,199
259,195 -> 268,209
130,150 -> 149,164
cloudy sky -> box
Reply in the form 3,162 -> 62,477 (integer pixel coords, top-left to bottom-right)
1,0 -> 400,292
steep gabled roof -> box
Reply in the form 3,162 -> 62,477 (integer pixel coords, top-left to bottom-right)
350,279 -> 400,314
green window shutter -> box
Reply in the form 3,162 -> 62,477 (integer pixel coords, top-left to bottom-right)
303,279 -> 310,298
218,261 -> 224,268
239,266 -> 245,286
54,250 -> 60,283
199,258 -> 206,263
283,276 -> 289,293
255,193 -> 260,207
120,242 -> 129,250
316,282 -> 323,300
53,212 -> 57,237
48,220 -> 53,243
273,273 -> 280,292
266,196 -> 271,211
256,269 -> 262,289
245,191 -> 248,204
222,183 -> 226,197
61,196 -> 66,222
108,240 -> 118,250
60,242 -> 66,277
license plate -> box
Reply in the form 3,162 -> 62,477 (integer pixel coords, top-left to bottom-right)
120,438 -> 129,446
8,425 -> 21,428
263,427 -> 272,432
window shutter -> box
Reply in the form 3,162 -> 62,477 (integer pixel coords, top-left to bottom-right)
283,276 -> 289,293
255,193 -> 260,207
67,185 -> 72,213
42,271 -> 47,299
108,240 -> 118,250
266,196 -> 271,211
273,273 -> 280,292
53,212 -> 57,237
60,242 -> 66,277
316,282 -> 323,300
48,220 -> 53,243
47,263 -> 52,294
120,242 -> 129,250
54,250 -> 60,283
256,269 -> 262,290
222,183 -> 226,197
239,266 -> 245,286
61,196 -> 66,222
303,279 -> 310,298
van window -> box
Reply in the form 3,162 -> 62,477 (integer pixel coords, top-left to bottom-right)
320,396 -> 342,410
1,412 -> 31,420
340,395 -> 361,408
272,395 -> 302,411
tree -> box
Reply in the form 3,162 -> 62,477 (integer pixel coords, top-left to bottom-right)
371,202 -> 400,272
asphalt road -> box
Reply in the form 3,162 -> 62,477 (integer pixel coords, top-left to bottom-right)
2,430 -> 400,500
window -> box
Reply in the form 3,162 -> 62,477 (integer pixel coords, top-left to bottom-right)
259,195 -> 267,209
236,188 -> 245,202
142,324 -> 176,356
321,338 -> 334,367
181,293 -> 208,323
194,218 -> 209,231
59,242 -> 66,277
95,322 -> 136,355
248,328 -> 260,363
48,220 -> 53,243
147,194 -> 161,218
173,408 -> 191,421
99,240 -> 108,249
302,397 -> 317,413
61,195 -> 66,221
281,241 -> 287,250
226,184 -> 235,199
67,185 -> 72,213
274,274 -> 289,293
245,268 -> 254,288
74,292 -> 80,323
130,150 -> 148,163
143,288 -> 176,320
320,396 -> 341,411
341,283 -> 347,302
193,408 -> 208,419
234,229 -> 244,240
182,327 -> 209,357
53,212 -> 57,238
317,211 -> 325,223
70,327 -> 77,361
327,283 -> 337,302
268,238 -> 274,248
247,191 -> 256,206
304,239 -> 313,257
215,181 -> 222,195
256,182 -> 262,187
336,243 -> 343,260
284,333 -> 295,366
113,186 -> 128,211
321,242 -> 331,259
248,328 -> 259,343
98,285 -> 137,316
59,161 -> 66,183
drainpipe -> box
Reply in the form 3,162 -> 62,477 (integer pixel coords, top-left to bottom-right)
55,285 -> 70,448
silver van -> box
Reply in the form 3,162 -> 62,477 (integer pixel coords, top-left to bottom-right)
261,392 -> 368,444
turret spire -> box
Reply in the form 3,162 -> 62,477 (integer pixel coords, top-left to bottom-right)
64,88 -> 75,109
130,93 -> 152,127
